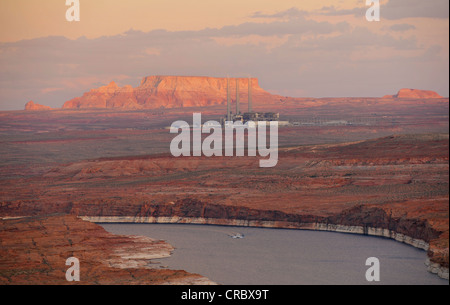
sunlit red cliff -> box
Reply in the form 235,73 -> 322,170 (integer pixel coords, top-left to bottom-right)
61,76 -> 279,110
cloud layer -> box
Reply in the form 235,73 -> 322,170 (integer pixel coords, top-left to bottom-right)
0,2 -> 448,110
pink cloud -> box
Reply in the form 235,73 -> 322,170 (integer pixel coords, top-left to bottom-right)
40,87 -> 65,94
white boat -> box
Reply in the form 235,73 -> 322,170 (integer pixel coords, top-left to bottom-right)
229,233 -> 245,239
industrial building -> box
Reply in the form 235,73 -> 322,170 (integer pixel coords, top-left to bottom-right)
221,78 -> 281,125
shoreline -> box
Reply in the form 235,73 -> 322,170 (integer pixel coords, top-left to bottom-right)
81,215 -> 449,281
0,214 -> 217,285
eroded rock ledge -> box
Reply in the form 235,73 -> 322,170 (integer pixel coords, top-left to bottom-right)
79,199 -> 448,280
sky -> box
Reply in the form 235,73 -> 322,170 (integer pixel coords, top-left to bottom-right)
0,0 -> 448,110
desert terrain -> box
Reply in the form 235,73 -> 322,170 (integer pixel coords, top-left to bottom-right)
0,76 -> 448,284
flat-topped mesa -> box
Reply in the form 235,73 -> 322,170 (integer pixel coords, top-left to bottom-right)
63,76 -> 278,110
383,88 -> 443,99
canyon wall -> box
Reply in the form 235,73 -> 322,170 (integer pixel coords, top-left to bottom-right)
76,198 -> 448,280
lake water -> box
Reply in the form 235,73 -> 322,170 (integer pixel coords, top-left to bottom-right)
100,223 -> 448,285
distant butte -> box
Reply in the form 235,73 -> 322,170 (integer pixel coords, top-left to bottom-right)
24,101 -> 52,111
62,76 -> 279,110
383,88 -> 443,99
23,77 -> 446,110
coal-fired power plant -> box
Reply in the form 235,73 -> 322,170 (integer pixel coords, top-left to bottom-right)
236,79 -> 240,115
222,77 -> 279,125
227,78 -> 231,122
248,77 -> 252,113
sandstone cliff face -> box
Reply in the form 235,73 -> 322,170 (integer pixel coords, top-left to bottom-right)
25,101 -> 52,111
63,76 -> 278,109
128,199 -> 442,246
383,89 -> 443,99
62,82 -> 125,109
116,199 -> 448,271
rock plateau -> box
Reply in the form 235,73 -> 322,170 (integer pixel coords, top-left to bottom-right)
62,76 -> 279,109
383,89 -> 443,99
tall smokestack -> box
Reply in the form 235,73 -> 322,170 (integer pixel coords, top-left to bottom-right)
227,77 -> 231,121
248,77 -> 252,113
236,78 -> 240,114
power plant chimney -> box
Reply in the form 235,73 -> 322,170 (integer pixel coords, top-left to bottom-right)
248,77 -> 252,113
236,78 -> 240,114
227,77 -> 231,121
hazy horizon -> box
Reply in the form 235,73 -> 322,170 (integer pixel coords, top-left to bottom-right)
0,0 -> 448,110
